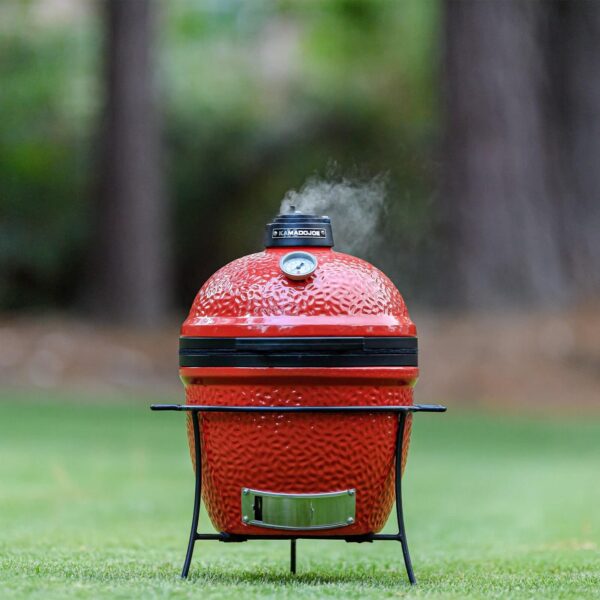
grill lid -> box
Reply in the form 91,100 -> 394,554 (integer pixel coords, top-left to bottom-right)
182,210 -> 415,338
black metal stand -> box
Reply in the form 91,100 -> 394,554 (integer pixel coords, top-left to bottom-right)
151,403 -> 446,584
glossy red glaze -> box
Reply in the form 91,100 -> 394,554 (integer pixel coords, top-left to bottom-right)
184,369 -> 414,535
180,246 -> 418,536
181,247 -> 415,337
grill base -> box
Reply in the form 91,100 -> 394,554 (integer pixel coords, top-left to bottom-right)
150,403 -> 446,585
183,374 -> 416,536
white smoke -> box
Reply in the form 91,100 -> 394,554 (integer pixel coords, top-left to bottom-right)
280,171 -> 389,256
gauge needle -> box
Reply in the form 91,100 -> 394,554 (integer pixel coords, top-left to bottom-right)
297,262 -> 304,271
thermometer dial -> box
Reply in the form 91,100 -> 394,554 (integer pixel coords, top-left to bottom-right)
280,251 -> 318,281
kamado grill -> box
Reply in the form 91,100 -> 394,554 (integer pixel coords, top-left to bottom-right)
152,208 -> 446,583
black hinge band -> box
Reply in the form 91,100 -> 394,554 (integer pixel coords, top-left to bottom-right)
179,337 -> 418,368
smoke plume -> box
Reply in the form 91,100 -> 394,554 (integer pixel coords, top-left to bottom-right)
280,171 -> 388,256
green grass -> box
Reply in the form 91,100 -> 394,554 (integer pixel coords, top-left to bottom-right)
0,391 -> 599,599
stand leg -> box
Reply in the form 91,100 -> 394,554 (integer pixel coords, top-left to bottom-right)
181,411 -> 202,579
396,412 -> 416,585
290,539 -> 297,574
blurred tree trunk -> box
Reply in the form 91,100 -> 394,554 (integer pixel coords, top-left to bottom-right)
442,0 -> 600,309
442,0 -> 567,308
90,0 -> 170,324
561,0 -> 600,296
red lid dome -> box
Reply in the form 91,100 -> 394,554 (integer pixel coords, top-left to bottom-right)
181,247 -> 415,337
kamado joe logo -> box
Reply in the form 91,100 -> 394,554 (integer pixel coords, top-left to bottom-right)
272,228 -> 327,239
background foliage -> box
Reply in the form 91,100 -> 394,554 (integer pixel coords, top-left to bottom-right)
0,0 -> 439,311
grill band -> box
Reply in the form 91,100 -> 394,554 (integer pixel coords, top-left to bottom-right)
179,336 -> 418,368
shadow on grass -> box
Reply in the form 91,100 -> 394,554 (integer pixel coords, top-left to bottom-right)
186,567 -> 412,587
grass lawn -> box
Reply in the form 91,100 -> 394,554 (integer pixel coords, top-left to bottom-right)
0,391 -> 599,599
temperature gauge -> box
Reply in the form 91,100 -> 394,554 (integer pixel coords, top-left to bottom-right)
280,251 -> 318,281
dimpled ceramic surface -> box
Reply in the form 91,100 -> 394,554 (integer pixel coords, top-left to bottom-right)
184,376 -> 413,535
180,246 -> 418,536
181,247 -> 416,337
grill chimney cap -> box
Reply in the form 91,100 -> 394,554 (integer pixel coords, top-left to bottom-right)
264,209 -> 334,248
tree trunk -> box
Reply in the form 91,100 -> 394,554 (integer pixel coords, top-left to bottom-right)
442,0 -> 569,309
561,0 -> 600,296
90,0 -> 170,325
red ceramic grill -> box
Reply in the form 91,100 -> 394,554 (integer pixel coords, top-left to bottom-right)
152,208 -> 445,583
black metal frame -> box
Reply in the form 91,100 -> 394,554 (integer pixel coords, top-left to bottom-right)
150,403 -> 446,584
